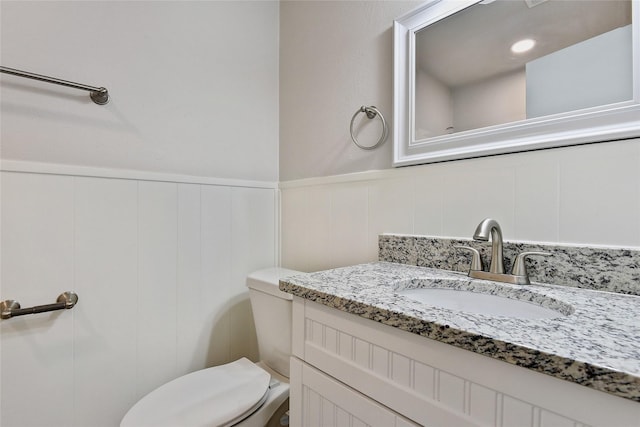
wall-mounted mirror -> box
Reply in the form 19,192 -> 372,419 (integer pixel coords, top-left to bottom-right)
393,0 -> 640,167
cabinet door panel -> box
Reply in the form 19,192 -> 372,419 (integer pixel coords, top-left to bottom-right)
290,357 -> 418,427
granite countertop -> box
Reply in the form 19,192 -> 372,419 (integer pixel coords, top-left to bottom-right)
279,261 -> 640,402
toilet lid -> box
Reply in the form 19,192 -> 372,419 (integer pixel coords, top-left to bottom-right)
121,358 -> 271,427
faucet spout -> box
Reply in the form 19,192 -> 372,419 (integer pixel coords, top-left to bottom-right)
473,218 -> 504,274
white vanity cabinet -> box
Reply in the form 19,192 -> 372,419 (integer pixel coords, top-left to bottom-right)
289,297 -> 640,427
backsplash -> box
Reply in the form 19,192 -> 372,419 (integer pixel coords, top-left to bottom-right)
379,234 -> 640,296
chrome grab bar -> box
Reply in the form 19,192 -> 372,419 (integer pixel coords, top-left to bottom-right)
1,292 -> 78,320
0,66 -> 109,105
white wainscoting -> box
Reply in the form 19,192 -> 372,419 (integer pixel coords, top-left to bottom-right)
0,168 -> 277,427
280,139 -> 640,273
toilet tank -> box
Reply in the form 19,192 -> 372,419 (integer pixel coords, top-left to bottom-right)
246,267 -> 301,378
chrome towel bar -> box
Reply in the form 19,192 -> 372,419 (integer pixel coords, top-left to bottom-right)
0,66 -> 109,105
0,292 -> 78,320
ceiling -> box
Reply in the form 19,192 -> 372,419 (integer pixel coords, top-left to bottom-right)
416,0 -> 632,87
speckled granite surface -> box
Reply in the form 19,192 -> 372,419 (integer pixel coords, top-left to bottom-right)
379,234 -> 640,295
279,262 -> 640,402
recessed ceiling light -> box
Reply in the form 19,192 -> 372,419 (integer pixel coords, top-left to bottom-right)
511,38 -> 536,54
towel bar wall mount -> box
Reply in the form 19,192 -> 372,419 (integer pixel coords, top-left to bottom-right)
1,292 -> 79,320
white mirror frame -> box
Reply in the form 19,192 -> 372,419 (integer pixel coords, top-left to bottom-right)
393,0 -> 640,167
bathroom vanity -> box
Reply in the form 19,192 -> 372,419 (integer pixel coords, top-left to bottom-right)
280,262 -> 640,427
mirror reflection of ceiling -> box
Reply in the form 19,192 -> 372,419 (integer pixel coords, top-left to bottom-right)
416,0 -> 632,88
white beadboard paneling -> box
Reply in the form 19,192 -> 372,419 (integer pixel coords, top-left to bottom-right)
176,184 -> 204,374
281,187 -> 312,271
438,371 -> 466,414
137,181 -> 178,395
441,161 -> 516,239
289,356 -> 304,426
1,170 -> 279,426
73,176 -> 138,427
307,388 -> 322,426
229,187 -> 276,361
413,167 -> 445,236
304,186 -> 333,272
354,338 -> 370,369
280,142 -> 640,273
200,185 -> 233,366
339,331 -> 353,361
372,345 -> 389,378
311,320 -> 324,348
368,177 -> 414,259
0,172 -> 75,427
295,359 -> 419,427
302,317 -> 313,354
279,142 -> 640,272
391,353 -> 412,388
322,391 -> 336,425
230,187 -> 276,293
559,141 -> 640,246
502,395 -> 534,427
413,362 -> 435,399
539,409 -> 577,427
281,185 -> 334,273
353,419 -> 368,427
0,172 -> 75,299
336,407 -> 351,426
468,383 -> 498,427
325,325 -> 338,354
513,152 -> 560,243
330,183 -> 371,267
292,298 -> 632,427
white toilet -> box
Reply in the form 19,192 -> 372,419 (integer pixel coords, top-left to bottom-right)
120,267 -> 301,427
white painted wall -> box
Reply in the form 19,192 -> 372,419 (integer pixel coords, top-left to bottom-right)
414,68 -> 525,138
414,68 -> 453,139
279,0 -> 423,181
1,2 -> 279,426
452,69 -> 526,132
0,1 -> 279,181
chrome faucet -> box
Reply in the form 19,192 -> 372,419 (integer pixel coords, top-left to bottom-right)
456,218 -> 550,285
473,218 -> 504,274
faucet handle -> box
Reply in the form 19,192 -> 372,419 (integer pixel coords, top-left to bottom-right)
454,245 -> 483,271
511,251 -> 551,276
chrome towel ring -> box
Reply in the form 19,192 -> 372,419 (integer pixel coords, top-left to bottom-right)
350,105 -> 389,150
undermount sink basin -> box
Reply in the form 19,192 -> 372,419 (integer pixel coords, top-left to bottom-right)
395,279 -> 573,319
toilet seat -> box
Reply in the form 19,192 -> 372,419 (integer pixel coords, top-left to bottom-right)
120,358 -> 271,427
